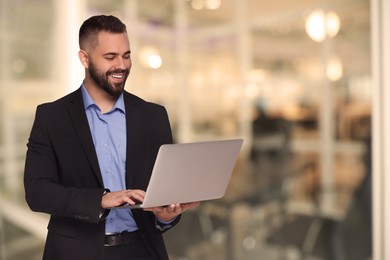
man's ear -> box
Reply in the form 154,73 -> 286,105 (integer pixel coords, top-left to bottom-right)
78,50 -> 89,68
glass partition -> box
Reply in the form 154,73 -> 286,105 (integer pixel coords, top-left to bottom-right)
0,0 -> 372,259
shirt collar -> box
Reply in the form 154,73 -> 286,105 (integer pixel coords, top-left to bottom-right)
81,83 -> 125,114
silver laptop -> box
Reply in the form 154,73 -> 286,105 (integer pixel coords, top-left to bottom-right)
113,139 -> 243,209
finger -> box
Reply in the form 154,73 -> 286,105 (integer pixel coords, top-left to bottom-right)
174,204 -> 182,213
126,191 -> 145,203
123,189 -> 145,198
129,189 -> 146,195
165,204 -> 180,215
176,202 -> 198,212
184,202 -> 200,209
156,205 -> 175,216
119,192 -> 143,205
121,196 -> 138,205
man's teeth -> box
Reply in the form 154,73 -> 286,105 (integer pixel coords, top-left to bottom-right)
110,74 -> 123,79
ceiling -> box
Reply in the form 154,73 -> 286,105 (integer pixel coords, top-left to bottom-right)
135,0 -> 371,75
89,0 -> 371,77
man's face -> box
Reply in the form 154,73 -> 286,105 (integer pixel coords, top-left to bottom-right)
86,31 -> 132,98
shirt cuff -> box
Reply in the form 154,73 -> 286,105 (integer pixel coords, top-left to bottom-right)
99,189 -> 110,220
155,217 -> 177,231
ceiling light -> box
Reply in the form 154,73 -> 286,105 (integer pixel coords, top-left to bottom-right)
305,9 -> 340,42
326,56 -> 343,81
139,47 -> 162,69
326,12 -> 341,38
148,54 -> 163,69
205,0 -> 221,10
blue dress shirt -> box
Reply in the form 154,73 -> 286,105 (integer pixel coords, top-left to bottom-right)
82,85 -> 137,233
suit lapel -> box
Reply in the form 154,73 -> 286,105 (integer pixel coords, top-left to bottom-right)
124,92 -> 143,188
65,89 -> 144,189
67,88 -> 104,187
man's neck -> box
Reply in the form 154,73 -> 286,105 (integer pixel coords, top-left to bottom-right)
83,79 -> 117,113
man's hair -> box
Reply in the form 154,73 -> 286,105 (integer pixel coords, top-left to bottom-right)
79,15 -> 127,50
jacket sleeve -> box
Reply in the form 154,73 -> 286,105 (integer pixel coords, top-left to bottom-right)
24,105 -> 104,224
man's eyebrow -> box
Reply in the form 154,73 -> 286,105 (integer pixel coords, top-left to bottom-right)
103,52 -> 119,57
103,51 -> 131,56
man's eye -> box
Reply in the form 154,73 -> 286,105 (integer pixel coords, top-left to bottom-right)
105,56 -> 115,60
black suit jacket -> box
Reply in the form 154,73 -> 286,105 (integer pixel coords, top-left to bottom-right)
24,87 -> 179,260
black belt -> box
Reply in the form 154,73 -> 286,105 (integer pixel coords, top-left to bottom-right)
104,231 -> 140,247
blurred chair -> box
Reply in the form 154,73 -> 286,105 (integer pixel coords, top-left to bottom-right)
265,138 -> 371,260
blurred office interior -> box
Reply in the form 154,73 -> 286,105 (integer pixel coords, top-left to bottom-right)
0,0 -> 385,259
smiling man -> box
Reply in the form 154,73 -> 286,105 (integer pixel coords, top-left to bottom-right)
24,15 -> 199,260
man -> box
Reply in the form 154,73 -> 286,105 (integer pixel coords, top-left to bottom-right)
24,15 -> 199,260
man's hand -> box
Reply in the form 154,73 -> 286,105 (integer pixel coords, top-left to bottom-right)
101,189 -> 145,209
144,202 -> 200,222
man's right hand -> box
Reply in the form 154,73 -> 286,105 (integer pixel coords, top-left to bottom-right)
101,189 -> 145,209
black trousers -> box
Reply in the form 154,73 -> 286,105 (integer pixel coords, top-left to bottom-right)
103,238 -> 153,260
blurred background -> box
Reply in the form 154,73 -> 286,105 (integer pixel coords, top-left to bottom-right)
0,0 -> 374,259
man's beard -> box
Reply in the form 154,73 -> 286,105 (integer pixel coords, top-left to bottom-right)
88,61 -> 129,99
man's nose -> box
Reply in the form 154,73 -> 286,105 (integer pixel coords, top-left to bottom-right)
114,57 -> 127,70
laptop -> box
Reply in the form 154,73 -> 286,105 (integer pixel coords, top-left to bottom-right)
112,139 -> 243,209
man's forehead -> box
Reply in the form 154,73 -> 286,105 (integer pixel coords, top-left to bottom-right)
97,31 -> 129,43
94,31 -> 129,50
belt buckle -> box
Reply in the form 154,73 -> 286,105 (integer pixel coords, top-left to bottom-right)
105,233 -> 124,247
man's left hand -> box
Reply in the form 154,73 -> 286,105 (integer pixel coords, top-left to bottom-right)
144,202 -> 200,222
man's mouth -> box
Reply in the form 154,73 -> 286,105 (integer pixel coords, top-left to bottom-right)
109,73 -> 124,79
108,70 -> 128,80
